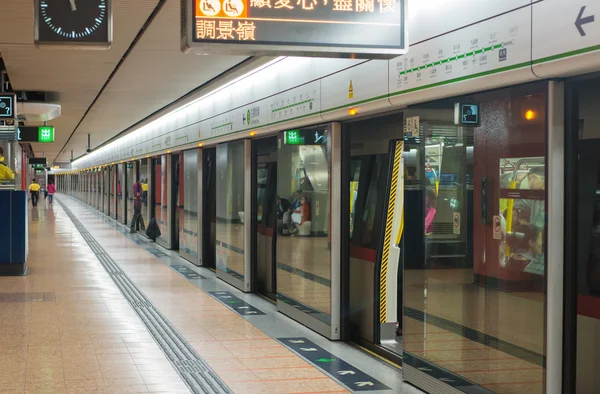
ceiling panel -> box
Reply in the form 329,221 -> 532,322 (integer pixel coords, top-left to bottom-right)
0,0 -> 247,165
73,0 -> 246,161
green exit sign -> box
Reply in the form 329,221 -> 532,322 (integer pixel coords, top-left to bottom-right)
38,126 -> 55,143
284,130 -> 302,145
283,128 -> 327,146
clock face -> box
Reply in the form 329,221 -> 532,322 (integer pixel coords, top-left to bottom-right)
35,0 -> 112,47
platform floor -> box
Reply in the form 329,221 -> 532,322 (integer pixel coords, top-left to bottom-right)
6,195 -> 418,394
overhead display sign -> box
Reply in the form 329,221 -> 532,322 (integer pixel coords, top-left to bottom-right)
284,128 -> 327,145
19,126 -> 55,143
29,158 -> 47,166
181,0 -> 407,58
0,94 -> 15,119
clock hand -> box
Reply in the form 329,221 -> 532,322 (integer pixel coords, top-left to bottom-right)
69,0 -> 77,11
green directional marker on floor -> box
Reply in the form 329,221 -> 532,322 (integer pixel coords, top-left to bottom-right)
226,300 -> 240,304
316,358 -> 336,363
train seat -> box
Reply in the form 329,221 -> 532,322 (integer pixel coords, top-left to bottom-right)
297,221 -> 311,236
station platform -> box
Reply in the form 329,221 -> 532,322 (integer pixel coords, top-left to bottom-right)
4,194 -> 421,394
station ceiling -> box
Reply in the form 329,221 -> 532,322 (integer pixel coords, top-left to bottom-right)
0,0 -> 247,164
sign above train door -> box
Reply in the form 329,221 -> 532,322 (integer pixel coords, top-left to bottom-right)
181,0 -> 407,58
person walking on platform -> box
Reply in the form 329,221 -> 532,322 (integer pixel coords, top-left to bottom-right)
47,180 -> 56,205
130,179 -> 145,233
29,180 -> 41,207
0,147 -> 15,183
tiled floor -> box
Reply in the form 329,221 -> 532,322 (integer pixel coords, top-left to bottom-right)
10,195 -> 414,394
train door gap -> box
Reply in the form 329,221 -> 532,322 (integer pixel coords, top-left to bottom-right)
253,137 -> 278,301
202,148 -> 217,270
172,153 -> 181,252
344,114 -> 404,363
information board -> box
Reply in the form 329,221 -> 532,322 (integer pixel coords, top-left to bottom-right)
284,128 -> 327,145
19,126 -> 55,143
182,0 -> 407,58
0,94 -> 16,119
29,158 -> 47,166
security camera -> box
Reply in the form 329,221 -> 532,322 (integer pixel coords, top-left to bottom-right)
86,147 -> 92,154
70,158 -> 74,163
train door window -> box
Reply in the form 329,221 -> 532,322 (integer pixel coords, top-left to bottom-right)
181,149 -> 199,263
117,164 -> 123,222
344,114 -> 402,359
254,137 -> 278,300
277,127 -> 331,323
126,162 -> 134,225
570,77 -> 600,394
173,154 -> 183,251
153,158 -> 162,224
103,168 -> 108,214
139,159 -> 150,233
110,166 -> 116,218
216,141 -> 247,287
203,148 -> 217,269
403,84 -> 548,394
156,155 -> 170,248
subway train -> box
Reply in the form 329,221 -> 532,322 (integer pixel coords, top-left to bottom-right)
54,1 -> 600,393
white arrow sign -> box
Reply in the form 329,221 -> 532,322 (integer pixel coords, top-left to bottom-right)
300,348 -> 317,352
238,306 -> 250,309
244,311 -> 257,314
289,340 -> 305,344
337,371 -> 356,376
220,296 -> 232,299
216,292 -> 227,295
355,382 -> 374,387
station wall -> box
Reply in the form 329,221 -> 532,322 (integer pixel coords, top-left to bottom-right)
72,0 -> 600,169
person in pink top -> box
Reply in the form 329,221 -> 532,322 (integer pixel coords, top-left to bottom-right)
47,180 -> 56,204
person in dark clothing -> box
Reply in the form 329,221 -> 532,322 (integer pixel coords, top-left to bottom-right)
276,196 -> 291,234
29,181 -> 41,207
130,180 -> 145,233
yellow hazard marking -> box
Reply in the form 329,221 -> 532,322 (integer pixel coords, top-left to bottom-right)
395,207 -> 404,247
380,140 -> 402,324
357,345 -> 402,370
348,80 -> 354,99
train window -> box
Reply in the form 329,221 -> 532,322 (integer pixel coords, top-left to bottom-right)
216,141 -> 247,281
256,166 -> 267,223
349,155 -> 389,250
277,131 -> 332,322
574,77 -> 600,392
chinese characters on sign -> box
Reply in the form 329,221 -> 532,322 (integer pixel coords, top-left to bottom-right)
197,20 -> 256,40
38,126 -> 55,143
188,0 -> 405,57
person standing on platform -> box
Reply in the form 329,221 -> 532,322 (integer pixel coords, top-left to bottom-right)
142,179 -> 148,206
130,179 -> 145,233
47,181 -> 56,205
0,147 -> 15,183
29,180 -> 41,207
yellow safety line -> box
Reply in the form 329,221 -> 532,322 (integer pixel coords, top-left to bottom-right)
357,345 -> 402,370
380,141 -> 402,324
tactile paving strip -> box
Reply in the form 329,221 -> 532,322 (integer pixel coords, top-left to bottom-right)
57,198 -> 233,394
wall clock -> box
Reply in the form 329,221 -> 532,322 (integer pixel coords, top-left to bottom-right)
34,0 -> 112,49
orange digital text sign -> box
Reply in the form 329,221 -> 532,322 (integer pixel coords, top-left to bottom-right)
191,0 -> 404,50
